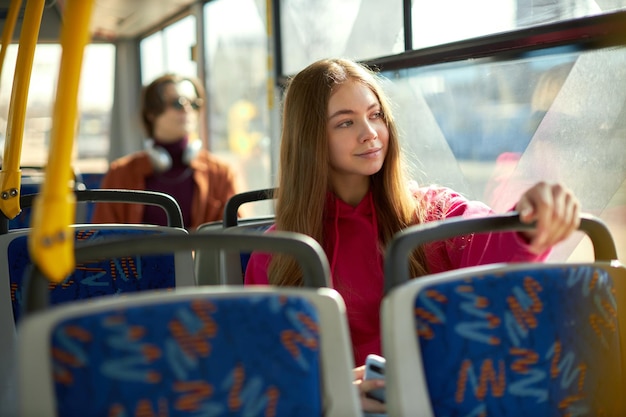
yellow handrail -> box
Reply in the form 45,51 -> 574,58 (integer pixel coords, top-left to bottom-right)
0,0 -> 44,220
0,0 -> 23,82
28,0 -> 95,282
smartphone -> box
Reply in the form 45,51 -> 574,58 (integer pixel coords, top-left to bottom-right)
364,353 -> 386,403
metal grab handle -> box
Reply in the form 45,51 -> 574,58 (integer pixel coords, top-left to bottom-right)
223,188 -> 276,227
384,212 -> 617,294
22,189 -> 184,228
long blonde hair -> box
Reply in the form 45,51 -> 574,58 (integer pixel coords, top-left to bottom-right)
269,58 -> 428,286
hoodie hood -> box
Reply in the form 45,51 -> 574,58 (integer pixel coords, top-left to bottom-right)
324,191 -> 380,275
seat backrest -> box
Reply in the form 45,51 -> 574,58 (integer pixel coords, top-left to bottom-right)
17,231 -> 360,417
2,224 -> 193,325
194,187 -> 276,285
0,224 -> 194,417
381,212 -> 626,416
221,188 -> 277,285
1,188 -> 186,413
195,218 -> 275,285
223,188 -> 276,285
382,262 -> 625,417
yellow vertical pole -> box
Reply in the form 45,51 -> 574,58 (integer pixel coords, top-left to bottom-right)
0,0 -> 24,82
28,0 -> 95,282
0,0 -> 45,220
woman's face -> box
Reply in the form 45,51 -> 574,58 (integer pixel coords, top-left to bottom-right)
326,80 -> 389,188
152,81 -> 201,143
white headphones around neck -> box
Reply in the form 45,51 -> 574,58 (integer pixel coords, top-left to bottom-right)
144,138 -> 202,173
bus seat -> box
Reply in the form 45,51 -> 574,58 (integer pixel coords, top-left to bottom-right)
2,224 -> 194,325
0,223 -> 193,417
194,188 -> 276,286
17,286 -> 360,417
381,213 -> 626,417
1,189 -> 185,331
17,231 -> 358,416
382,263 -> 625,416
222,188 -> 276,285
194,217 -> 275,285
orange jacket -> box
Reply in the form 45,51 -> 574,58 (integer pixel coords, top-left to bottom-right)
91,150 -> 239,229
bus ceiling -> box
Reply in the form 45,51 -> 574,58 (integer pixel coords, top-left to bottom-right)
0,0 -> 197,42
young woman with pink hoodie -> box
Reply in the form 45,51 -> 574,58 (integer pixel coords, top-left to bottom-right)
244,58 -> 580,414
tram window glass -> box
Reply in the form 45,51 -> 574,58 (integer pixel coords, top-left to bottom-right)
0,43 -> 114,172
410,0 -> 626,50
140,34 -> 165,83
140,15 -> 197,83
280,0 -> 404,75
203,0 -> 273,216
383,45 -> 626,261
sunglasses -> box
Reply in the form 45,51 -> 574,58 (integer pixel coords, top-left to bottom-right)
167,96 -> 203,111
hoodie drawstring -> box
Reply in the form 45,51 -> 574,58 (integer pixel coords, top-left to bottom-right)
330,197 -> 340,285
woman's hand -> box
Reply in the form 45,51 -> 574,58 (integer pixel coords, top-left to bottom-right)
353,365 -> 386,413
515,181 -> 581,254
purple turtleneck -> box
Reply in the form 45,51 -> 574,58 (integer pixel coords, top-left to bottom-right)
143,137 -> 194,228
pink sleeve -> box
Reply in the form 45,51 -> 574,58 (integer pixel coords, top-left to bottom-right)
420,187 -> 550,273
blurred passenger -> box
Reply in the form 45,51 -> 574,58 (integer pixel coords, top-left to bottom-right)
92,74 -> 240,229
243,58 -> 581,414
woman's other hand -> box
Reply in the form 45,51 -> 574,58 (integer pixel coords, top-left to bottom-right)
353,365 -> 387,413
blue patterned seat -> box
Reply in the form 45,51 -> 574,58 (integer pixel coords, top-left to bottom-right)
381,213 -> 626,416
2,225 -> 194,324
18,286 -> 361,417
1,225 -> 194,417
384,264 -> 625,416
17,229 -> 358,416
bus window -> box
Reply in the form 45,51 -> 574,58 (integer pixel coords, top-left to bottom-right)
76,43 -> 114,172
384,44 -> 626,261
203,0 -> 273,216
140,14 -> 197,83
280,0 -> 404,75
410,0 -> 626,50
0,43 -> 114,172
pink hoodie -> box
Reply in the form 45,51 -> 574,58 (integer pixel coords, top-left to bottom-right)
244,186 -> 548,366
